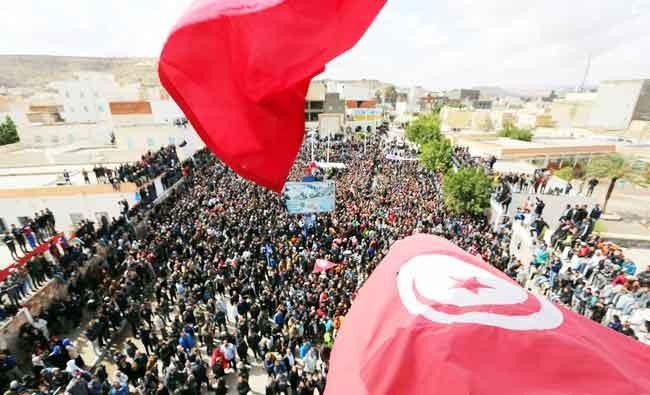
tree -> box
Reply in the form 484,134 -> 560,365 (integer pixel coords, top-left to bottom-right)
374,89 -> 383,104
497,125 -> 533,142
554,166 -> 584,181
0,116 -> 20,146
383,85 -> 398,104
405,113 -> 441,145
420,138 -> 452,173
443,166 -> 493,216
585,154 -> 646,213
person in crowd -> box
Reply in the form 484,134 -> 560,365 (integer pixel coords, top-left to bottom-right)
3,232 -> 19,260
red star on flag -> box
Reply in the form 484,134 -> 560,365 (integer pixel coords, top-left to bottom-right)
451,276 -> 493,294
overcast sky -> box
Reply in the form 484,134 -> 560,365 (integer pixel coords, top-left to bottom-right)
1,0 -> 648,90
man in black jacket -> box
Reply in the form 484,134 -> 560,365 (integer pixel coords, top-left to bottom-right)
3,232 -> 18,260
11,224 -> 27,254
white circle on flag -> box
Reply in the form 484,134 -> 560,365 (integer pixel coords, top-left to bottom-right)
396,254 -> 563,331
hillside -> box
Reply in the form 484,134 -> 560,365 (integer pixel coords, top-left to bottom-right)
0,55 -> 160,88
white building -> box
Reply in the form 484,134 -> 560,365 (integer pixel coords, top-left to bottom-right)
150,100 -> 185,124
49,72 -> 142,124
588,80 -> 648,130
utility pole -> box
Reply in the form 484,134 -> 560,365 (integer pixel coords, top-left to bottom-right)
579,53 -> 591,93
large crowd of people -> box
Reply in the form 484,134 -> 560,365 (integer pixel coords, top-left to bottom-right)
492,170 -> 649,341
76,145 -> 180,188
0,136 -> 647,395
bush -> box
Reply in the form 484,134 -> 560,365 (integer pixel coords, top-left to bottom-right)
497,125 -> 532,142
443,166 -> 493,215
554,167 -> 574,181
0,116 -> 20,146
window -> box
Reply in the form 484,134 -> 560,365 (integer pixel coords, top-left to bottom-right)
51,135 -> 59,144
98,105 -> 104,112
0,218 -> 7,233
34,135 -> 43,144
65,91 -> 70,98
69,213 -> 85,225
80,91 -> 85,98
83,106 -> 89,112
68,134 -> 75,144
147,137 -> 156,147
70,107 -> 75,112
168,136 -> 176,146
127,137 -> 135,149
94,91 -> 99,98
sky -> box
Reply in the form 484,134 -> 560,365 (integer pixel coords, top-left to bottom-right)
0,0 -> 649,90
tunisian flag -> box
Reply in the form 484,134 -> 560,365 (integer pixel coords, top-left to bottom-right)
159,0 -> 386,192
326,234 -> 650,394
313,259 -> 337,273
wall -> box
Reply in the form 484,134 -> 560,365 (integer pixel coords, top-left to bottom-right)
589,80 -> 645,130
150,100 -> 185,124
0,183 -> 139,233
550,100 -> 593,128
17,121 -> 113,148
441,107 -> 473,131
318,114 -> 343,137
632,80 -> 650,122
306,82 -> 326,101
471,110 -> 492,131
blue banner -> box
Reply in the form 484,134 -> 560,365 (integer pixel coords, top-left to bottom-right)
284,181 -> 335,214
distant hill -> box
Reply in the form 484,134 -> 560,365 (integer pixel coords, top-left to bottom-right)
0,55 -> 159,88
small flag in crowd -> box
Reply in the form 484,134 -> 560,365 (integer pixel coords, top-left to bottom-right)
326,234 -> 650,394
159,0 -> 386,192
313,259 -> 337,273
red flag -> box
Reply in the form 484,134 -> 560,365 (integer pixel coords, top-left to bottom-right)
326,234 -> 650,394
313,259 -> 337,273
159,0 -> 386,192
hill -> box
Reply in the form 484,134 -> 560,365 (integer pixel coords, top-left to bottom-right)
0,55 -> 160,88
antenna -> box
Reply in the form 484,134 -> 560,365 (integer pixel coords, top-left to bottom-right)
579,54 -> 591,93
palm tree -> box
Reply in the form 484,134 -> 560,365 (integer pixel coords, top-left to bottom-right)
585,154 -> 645,213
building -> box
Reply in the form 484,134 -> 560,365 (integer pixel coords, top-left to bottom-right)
323,93 -> 345,114
305,82 -> 326,122
472,100 -> 493,110
490,111 -> 516,131
440,107 -> 473,131
448,89 -> 480,102
588,80 -> 650,130
471,111 -> 493,130
447,134 -> 616,166
49,73 -> 114,123
550,93 -> 595,128
517,110 -> 555,129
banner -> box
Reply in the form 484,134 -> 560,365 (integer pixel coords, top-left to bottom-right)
386,153 -> 418,161
284,181 -> 335,214
154,178 -> 165,197
347,108 -> 383,121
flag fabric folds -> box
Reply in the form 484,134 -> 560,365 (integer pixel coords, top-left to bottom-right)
326,234 -> 650,394
159,0 -> 386,192
313,259 -> 337,273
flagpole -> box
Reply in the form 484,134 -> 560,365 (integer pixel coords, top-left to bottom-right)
327,135 -> 331,163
